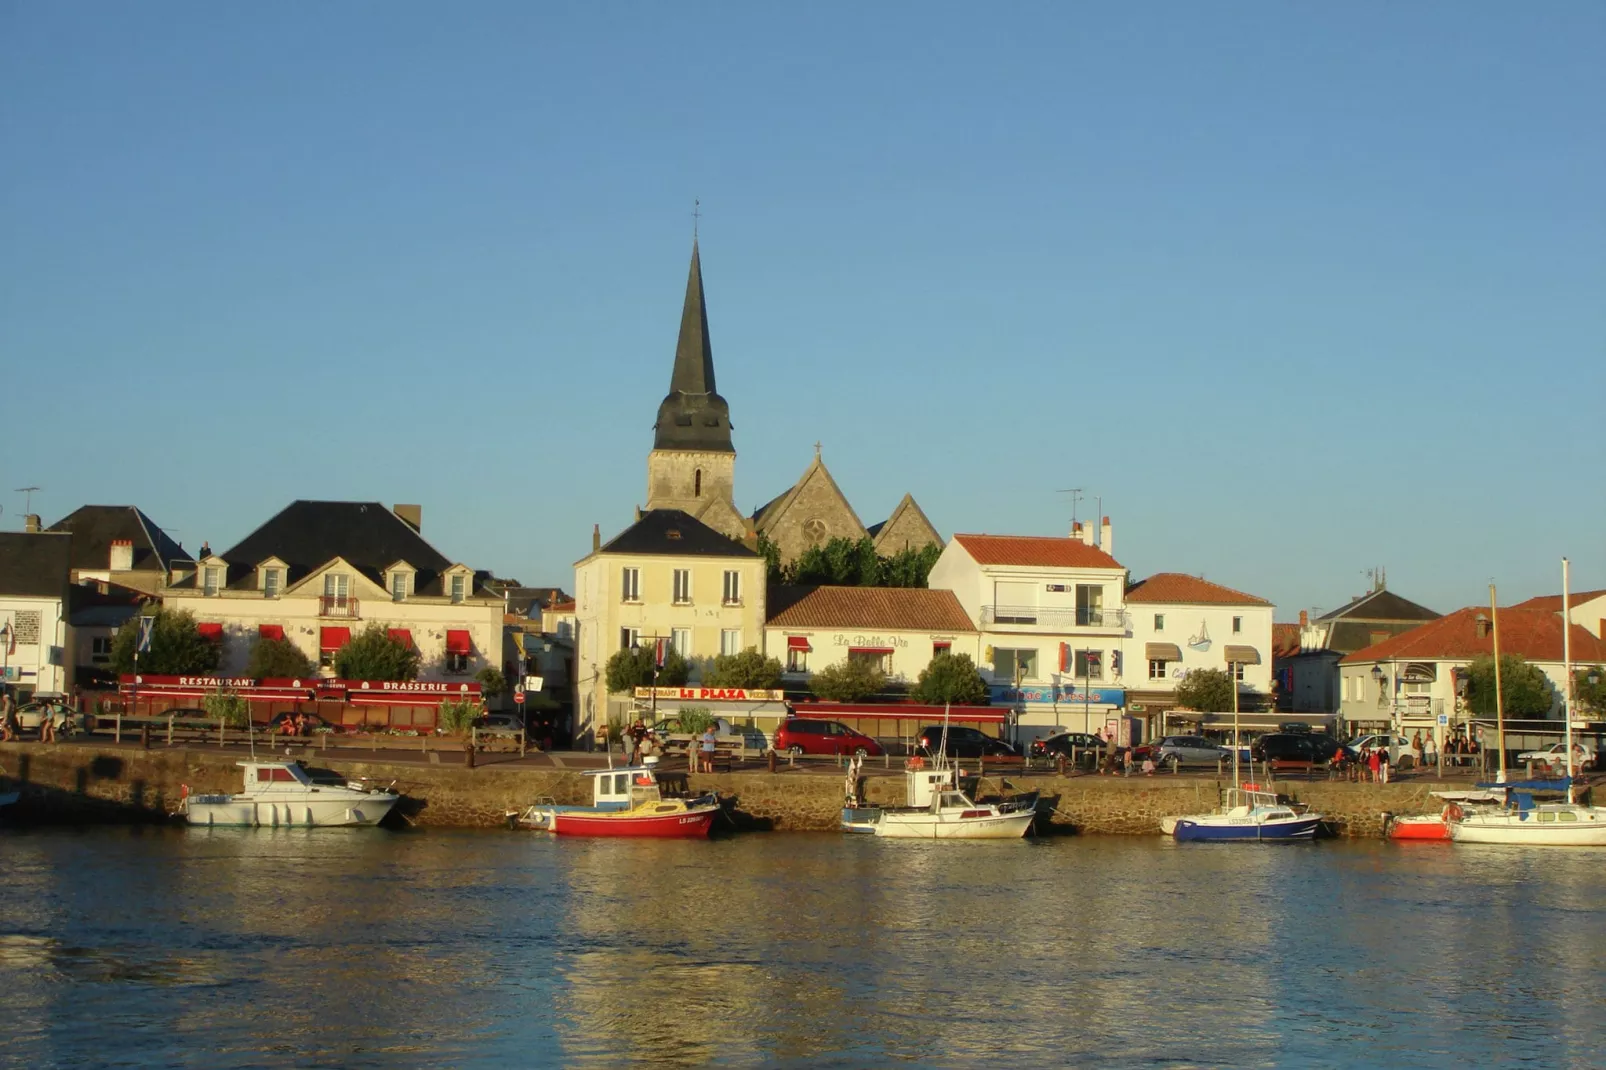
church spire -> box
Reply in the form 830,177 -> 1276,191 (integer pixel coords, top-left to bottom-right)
653,238 -> 733,452
669,239 -> 717,396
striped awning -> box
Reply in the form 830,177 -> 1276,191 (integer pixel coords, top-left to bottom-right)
1146,642 -> 1182,662
1223,645 -> 1261,665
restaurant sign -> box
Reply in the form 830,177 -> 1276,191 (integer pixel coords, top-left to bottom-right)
633,687 -> 786,702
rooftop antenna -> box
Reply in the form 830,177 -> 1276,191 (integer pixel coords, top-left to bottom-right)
16,486 -> 40,513
1058,488 -> 1084,527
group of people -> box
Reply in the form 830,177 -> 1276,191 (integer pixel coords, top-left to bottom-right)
0,693 -> 60,743
624,717 -> 720,773
276,713 -> 314,737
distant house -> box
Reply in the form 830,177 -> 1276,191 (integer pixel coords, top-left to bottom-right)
764,584 -> 978,686
1512,589 -> 1606,639
46,505 -> 194,594
0,531 -> 74,700
1282,587 -> 1440,714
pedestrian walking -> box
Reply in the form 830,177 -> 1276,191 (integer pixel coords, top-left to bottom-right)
1,694 -> 17,743
628,718 -> 647,764
1425,733 -> 1437,769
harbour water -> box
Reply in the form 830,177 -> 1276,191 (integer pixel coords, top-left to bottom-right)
2,828 -> 1603,1068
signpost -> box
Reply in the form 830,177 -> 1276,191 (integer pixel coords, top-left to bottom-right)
513,690 -> 525,706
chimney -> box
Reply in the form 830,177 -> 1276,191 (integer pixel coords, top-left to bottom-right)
1475,613 -> 1489,639
1100,516 -> 1112,556
110,538 -> 134,571
393,504 -> 422,533
1069,520 -> 1080,539
1079,522 -> 1094,547
1299,609 -> 1309,627
592,523 -> 601,552
24,514 -> 41,533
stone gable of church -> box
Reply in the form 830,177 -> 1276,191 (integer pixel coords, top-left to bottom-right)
872,497 -> 943,555
756,462 -> 867,565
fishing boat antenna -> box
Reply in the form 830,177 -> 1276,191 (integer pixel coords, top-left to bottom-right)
1563,558 -> 1575,802
1490,583 -> 1506,783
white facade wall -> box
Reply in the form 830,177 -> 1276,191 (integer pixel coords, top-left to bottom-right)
0,596 -> 71,697
1338,657 -> 1575,727
761,624 -> 980,685
1564,595 -> 1606,639
1125,603 -> 1275,697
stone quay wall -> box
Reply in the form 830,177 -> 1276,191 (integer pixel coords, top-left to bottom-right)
0,743 -> 1469,837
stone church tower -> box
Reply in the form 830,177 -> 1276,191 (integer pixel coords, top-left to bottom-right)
645,241 -> 748,541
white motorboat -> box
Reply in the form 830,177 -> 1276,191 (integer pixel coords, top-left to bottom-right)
840,757 -> 1037,839
181,760 -> 399,828
1162,787 -> 1323,842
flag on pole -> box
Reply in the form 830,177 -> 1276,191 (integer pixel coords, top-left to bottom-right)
654,637 -> 668,669
137,615 -> 155,654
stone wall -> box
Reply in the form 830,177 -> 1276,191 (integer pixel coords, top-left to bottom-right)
0,742 -> 1477,837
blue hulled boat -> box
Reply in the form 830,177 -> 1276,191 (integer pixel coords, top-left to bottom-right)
1165,788 -> 1323,842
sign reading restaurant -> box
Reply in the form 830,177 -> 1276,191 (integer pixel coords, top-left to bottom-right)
633,687 -> 786,702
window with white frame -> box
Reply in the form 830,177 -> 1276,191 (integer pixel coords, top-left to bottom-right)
1232,616 -> 1242,634
323,573 -> 350,603
720,629 -> 741,656
203,567 -> 220,597
1074,650 -> 1104,680
450,574 -> 466,604
1148,659 -> 1168,680
391,572 -> 407,602
262,568 -> 281,598
1153,613 -> 1164,631
620,627 -> 640,651
672,569 -> 692,605
1075,585 -> 1103,626
1229,662 -> 1245,682
722,570 -> 741,605
787,646 -> 809,672
671,628 -> 691,657
621,567 -> 640,602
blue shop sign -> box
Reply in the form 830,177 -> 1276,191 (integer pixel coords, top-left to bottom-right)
990,683 -> 1125,707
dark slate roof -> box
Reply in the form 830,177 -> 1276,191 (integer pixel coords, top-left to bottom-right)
653,240 -> 734,453
865,520 -> 886,537
46,505 -> 192,574
217,501 -> 460,591
496,586 -> 573,617
1316,588 -> 1439,623
68,583 -> 147,627
598,510 -> 758,558
0,532 -> 73,599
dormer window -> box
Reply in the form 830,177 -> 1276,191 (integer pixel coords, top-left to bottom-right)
203,566 -> 221,597
392,572 -> 407,602
450,574 -> 466,604
263,569 -> 281,599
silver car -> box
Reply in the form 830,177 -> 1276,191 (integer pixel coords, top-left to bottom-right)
1154,735 -> 1232,769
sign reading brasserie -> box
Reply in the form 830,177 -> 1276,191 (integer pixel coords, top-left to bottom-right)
633,687 -> 786,702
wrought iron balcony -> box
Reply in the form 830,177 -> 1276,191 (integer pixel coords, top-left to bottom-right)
318,595 -> 360,618
980,605 -> 1128,631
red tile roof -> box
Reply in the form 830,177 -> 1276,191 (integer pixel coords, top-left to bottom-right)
1125,572 -> 1271,606
548,599 -> 576,613
1272,623 -> 1302,659
1511,589 -> 1606,611
1340,607 -> 1606,664
951,534 -> 1122,570
766,585 -> 977,633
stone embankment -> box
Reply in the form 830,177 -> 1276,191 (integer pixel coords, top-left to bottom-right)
0,742 -> 1476,837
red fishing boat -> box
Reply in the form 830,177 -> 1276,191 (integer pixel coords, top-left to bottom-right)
509,763 -> 719,838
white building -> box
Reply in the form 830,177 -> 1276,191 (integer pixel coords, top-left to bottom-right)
0,532 -> 74,700
1512,588 -> 1606,638
927,522 -> 1129,743
1339,605 -> 1606,747
1123,572 -> 1279,736
764,585 -> 980,684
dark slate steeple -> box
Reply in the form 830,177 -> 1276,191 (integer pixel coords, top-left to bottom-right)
653,240 -> 734,452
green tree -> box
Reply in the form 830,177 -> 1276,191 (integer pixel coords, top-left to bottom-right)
246,637 -> 316,679
1574,666 -> 1606,717
334,623 -> 421,682
476,666 -> 506,699
792,536 -> 883,586
756,532 -> 787,584
675,707 -> 716,735
1465,654 -> 1553,717
603,646 -> 691,693
911,652 -> 989,705
109,608 -> 220,676
202,685 -> 250,728
1175,668 -> 1235,713
703,648 -> 784,689
881,543 -> 943,588
810,658 -> 887,702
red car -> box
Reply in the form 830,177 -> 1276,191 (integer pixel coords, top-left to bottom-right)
773,718 -> 882,758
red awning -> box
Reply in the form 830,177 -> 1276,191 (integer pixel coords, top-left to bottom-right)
258,624 -> 285,641
320,626 -> 351,651
849,646 -> 893,655
387,628 -> 413,648
787,636 -> 812,652
445,629 -> 472,655
197,622 -> 223,641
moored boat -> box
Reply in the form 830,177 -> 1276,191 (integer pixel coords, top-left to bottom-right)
1446,779 -> 1606,846
840,757 -> 1038,839
181,760 -> 399,827
1383,790 -> 1504,842
1166,787 -> 1323,842
511,762 -> 719,838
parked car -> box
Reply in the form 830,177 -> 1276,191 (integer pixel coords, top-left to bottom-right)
1152,735 -> 1232,769
1252,733 -> 1338,765
773,718 -> 882,758
477,712 -> 526,737
917,725 -> 1019,759
1345,734 -> 1415,767
13,699 -> 86,737
1516,743 -> 1595,771
1029,732 -> 1107,760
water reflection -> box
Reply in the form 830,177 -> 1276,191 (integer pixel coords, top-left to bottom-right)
0,829 -> 1603,1068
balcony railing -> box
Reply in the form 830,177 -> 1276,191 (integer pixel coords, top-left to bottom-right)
981,605 -> 1128,630
318,595 -> 360,618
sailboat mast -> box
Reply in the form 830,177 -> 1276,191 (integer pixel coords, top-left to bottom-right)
1231,658 -> 1240,790
1491,583 -> 1506,780
1563,557 -> 1575,798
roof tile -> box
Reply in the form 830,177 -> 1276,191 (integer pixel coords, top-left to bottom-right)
1125,572 -> 1271,606
952,534 -> 1122,570
766,585 -> 976,633
1340,607 -> 1606,664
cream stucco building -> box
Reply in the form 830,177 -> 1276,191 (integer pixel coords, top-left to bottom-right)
572,509 -> 767,745
764,585 -> 980,685
0,532 -> 74,700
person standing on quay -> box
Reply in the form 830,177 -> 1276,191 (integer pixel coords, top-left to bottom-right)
699,725 -> 718,774
1412,731 -> 1424,770
1367,746 -> 1381,784
1379,745 -> 1391,784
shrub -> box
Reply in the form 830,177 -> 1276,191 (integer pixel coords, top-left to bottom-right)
202,686 -> 250,729
911,652 -> 989,706
605,646 -> 690,692
334,624 -> 421,682
810,659 -> 887,703
437,699 -> 479,735
110,608 -> 220,676
246,637 -> 315,679
476,666 -> 506,699
703,649 -> 783,690
676,707 -> 716,736
1175,668 -> 1235,713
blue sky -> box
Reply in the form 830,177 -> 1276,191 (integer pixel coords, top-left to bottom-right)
3,3 -> 1602,619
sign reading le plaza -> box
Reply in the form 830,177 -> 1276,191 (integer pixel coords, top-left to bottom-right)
633,687 -> 786,702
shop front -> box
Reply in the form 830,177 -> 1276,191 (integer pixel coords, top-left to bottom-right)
116,674 -> 482,732
990,682 -> 1127,745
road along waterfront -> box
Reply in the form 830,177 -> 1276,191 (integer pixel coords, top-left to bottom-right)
1,828 -> 1602,1068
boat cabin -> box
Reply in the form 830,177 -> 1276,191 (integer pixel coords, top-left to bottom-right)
906,767 -> 958,809
241,761 -> 317,792
584,766 -> 661,811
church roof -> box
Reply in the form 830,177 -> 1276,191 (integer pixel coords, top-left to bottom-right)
653,240 -> 734,453
766,585 -> 976,633
598,509 -> 758,559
